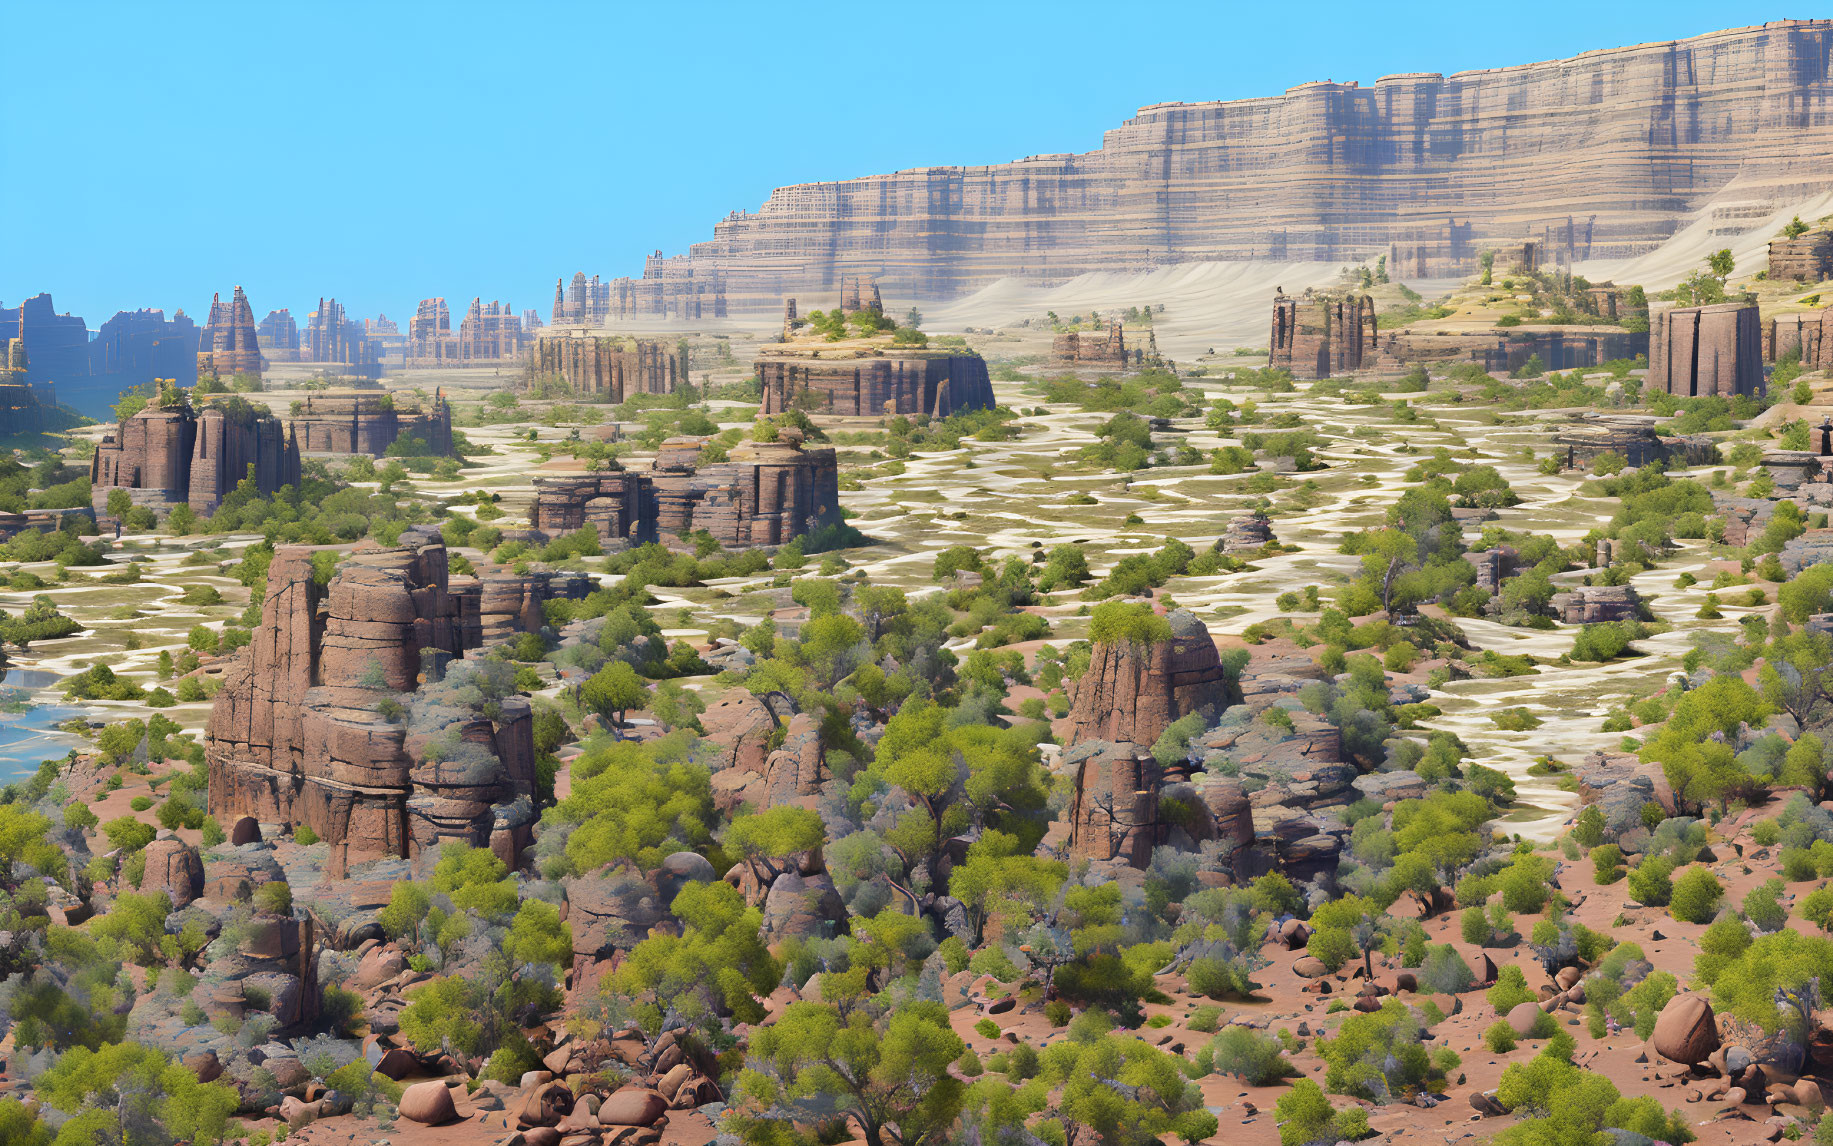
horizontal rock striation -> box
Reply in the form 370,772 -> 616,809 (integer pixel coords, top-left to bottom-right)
290,391 -> 453,457
206,529 -> 584,862
620,22 -> 1833,309
530,435 -> 840,549
1767,306 -> 1833,369
199,286 -> 263,380
754,345 -> 993,417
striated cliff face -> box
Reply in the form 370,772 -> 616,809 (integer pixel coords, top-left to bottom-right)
205,530 -> 587,862
634,22 -> 1833,309
530,435 -> 841,549
1064,609 -> 1231,749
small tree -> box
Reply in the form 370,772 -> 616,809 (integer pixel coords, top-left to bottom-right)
581,662 -> 647,728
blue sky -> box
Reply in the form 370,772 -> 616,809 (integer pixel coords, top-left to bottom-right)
0,1 -> 1790,327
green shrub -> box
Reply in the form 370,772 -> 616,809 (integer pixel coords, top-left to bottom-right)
1044,1000 -> 1071,1027
1483,1021 -> 1517,1053
1188,1005 -> 1223,1033
1591,844 -> 1623,884
1670,867 -> 1723,923
974,1018 -> 1000,1039
1209,1025 -> 1294,1085
1626,856 -> 1674,906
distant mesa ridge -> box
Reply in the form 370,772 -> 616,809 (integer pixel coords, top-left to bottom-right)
591,20 -> 1833,311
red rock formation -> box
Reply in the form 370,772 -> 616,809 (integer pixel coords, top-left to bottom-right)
524,334 -> 683,400
1769,229 -> 1833,283
1065,742 -> 1161,867
1767,307 -> 1833,371
529,437 -> 840,549
1054,322 -> 1127,366
290,391 -> 453,457
1064,608 -> 1230,748
199,286 -> 264,381
410,298 -> 525,362
1269,289 -> 1376,379
754,345 -> 993,417
1648,302 -> 1763,398
205,530 -> 585,861
91,396 -> 299,516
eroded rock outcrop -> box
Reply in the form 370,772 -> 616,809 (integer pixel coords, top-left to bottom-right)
1064,608 -> 1229,748
754,342 -> 993,418
290,391 -> 453,457
206,529 -> 581,860
91,397 -> 300,517
524,334 -> 684,401
530,435 -> 840,550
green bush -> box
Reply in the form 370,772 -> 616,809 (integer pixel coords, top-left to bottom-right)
1670,867 -> 1723,923
1591,844 -> 1623,884
1209,1025 -> 1294,1085
1483,1021 -> 1517,1053
974,1018 -> 1000,1039
1626,856 -> 1674,906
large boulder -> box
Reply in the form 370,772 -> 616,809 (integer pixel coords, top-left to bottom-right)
515,1081 -> 575,1129
1063,608 -> 1228,749
351,945 -> 408,989
1653,994 -> 1721,1065
398,1081 -> 458,1125
761,713 -> 828,807
1507,1001 -> 1544,1037
141,838 -> 204,908
656,852 -> 717,906
598,1087 -> 667,1127
761,872 -> 847,943
566,868 -> 664,960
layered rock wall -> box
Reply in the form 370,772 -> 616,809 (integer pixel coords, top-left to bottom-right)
1767,307 -> 1833,369
754,347 -> 994,417
290,392 -> 453,457
619,23 -> 1833,309
199,286 -> 263,380
206,532 -> 583,861
1054,322 -> 1127,365
1648,303 -> 1764,398
91,399 -> 299,515
301,298 -> 380,377
1769,229 -> 1833,282
525,335 -> 684,400
1269,291 -> 1375,379
530,437 -> 840,549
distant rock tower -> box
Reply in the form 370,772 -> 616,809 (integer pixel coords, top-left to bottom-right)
199,286 -> 264,381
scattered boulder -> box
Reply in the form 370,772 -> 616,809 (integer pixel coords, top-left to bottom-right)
230,816 -> 262,845
516,1081 -> 575,1128
1292,956 -> 1328,979
1653,994 -> 1721,1066
399,1081 -> 458,1125
141,839 -> 205,908
1507,1001 -> 1544,1037
598,1087 -> 667,1127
